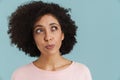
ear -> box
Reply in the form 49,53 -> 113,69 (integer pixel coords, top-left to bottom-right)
62,33 -> 64,40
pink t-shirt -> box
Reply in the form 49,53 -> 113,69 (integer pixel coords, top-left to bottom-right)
11,62 -> 92,80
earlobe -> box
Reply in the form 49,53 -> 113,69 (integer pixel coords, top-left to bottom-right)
62,33 -> 64,40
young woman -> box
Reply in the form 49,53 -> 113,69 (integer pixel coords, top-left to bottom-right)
8,1 -> 92,80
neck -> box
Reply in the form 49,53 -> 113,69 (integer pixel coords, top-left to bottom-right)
33,54 -> 71,71
37,53 -> 64,65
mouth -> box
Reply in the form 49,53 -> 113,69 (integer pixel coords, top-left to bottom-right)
45,44 -> 55,49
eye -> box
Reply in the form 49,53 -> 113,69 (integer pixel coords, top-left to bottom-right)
51,26 -> 58,31
34,28 -> 44,34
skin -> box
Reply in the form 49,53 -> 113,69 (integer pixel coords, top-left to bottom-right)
33,14 -> 72,71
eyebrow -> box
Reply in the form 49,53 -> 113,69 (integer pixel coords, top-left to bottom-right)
34,23 -> 60,29
49,23 -> 60,26
34,25 -> 42,28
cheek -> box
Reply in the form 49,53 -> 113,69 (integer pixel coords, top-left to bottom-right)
58,33 -> 64,41
34,37 -> 44,51
55,34 -> 64,43
34,36 -> 43,45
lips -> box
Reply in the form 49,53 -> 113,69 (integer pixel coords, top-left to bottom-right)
45,44 -> 55,49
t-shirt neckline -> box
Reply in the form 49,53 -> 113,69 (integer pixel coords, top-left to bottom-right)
31,61 -> 75,73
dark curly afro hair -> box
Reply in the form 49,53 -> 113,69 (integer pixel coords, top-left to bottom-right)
8,1 -> 77,57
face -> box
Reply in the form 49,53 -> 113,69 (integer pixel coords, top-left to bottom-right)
33,14 -> 64,56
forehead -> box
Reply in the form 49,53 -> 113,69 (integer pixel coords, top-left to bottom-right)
35,14 -> 59,24
34,14 -> 61,28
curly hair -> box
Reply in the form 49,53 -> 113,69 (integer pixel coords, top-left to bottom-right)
8,1 -> 77,57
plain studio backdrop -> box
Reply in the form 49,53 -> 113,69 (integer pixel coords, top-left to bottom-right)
0,0 -> 120,80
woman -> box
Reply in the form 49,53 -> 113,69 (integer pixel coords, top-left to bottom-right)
8,1 -> 92,80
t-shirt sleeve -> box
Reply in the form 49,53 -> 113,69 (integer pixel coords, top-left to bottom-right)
11,66 -> 27,80
75,62 -> 92,80
83,65 -> 92,80
11,70 -> 18,80
11,69 -> 21,80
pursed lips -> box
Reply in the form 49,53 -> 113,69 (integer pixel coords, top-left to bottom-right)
45,44 -> 55,49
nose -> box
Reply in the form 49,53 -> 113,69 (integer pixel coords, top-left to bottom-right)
44,31 -> 53,41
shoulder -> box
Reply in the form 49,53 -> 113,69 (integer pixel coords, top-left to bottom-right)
72,61 -> 92,80
73,61 -> 90,70
11,63 -> 33,80
13,63 -> 33,73
72,62 -> 92,75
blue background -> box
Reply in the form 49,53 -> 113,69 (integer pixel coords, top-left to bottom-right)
0,0 -> 120,80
